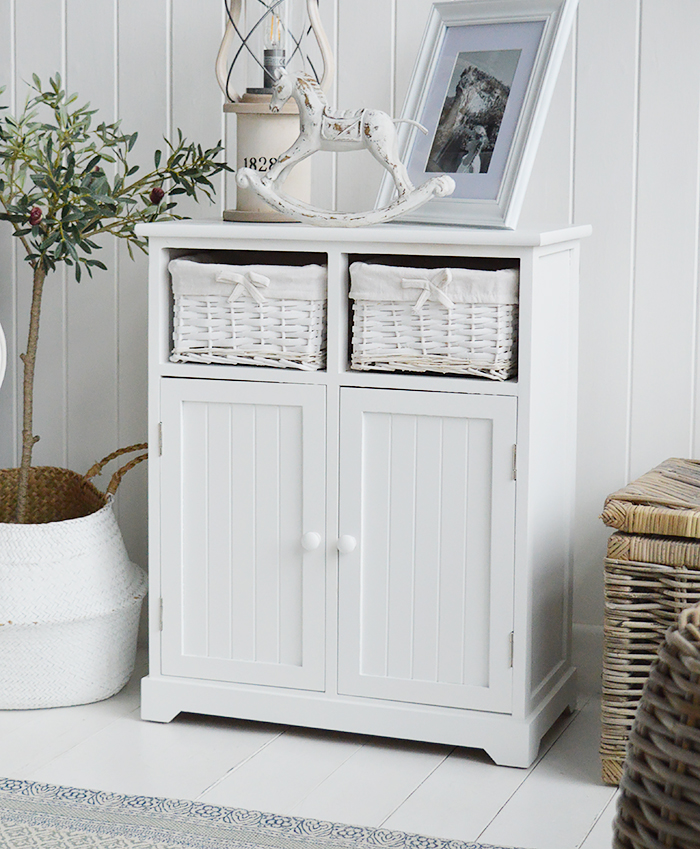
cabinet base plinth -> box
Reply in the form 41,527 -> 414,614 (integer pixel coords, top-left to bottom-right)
140,669 -> 576,769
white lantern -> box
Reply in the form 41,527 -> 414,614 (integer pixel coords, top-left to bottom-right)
216,0 -> 334,220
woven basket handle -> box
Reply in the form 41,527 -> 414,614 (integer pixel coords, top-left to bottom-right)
84,442 -> 148,496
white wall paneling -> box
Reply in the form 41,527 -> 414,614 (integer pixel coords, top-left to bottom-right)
334,0 -> 393,212
0,0 -> 15,469
65,0 -> 119,479
571,0 -> 640,626
1,0 -> 700,634
629,1 -> 700,474
11,1 -> 68,469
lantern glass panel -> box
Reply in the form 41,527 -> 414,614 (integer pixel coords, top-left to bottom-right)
242,0 -> 309,94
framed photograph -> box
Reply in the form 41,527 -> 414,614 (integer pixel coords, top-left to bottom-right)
377,0 -> 578,228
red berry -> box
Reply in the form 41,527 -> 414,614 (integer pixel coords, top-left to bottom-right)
150,186 -> 165,205
29,207 -> 42,225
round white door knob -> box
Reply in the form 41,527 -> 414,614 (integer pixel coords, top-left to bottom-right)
301,532 -> 322,551
337,535 -> 357,554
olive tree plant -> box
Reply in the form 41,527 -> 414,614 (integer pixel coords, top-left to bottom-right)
0,75 -> 230,522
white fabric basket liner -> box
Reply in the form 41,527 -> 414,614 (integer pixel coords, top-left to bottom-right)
169,256 -> 327,301
0,501 -> 147,623
349,262 -> 518,306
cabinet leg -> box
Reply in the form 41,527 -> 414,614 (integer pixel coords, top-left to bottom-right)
483,728 -> 541,769
140,677 -> 180,723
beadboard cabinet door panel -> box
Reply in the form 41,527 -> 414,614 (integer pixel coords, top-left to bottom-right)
337,387 -> 517,714
160,377 -> 326,691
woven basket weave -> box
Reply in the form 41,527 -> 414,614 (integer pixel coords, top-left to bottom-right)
613,604 -> 700,848
169,257 -> 327,371
601,458 -> 700,785
602,542 -> 700,785
0,445 -> 149,709
602,458 -> 700,537
349,262 -> 518,380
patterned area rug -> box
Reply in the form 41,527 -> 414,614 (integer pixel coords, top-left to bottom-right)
0,778 -> 522,849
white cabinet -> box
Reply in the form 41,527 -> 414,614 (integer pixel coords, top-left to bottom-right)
139,220 -> 590,768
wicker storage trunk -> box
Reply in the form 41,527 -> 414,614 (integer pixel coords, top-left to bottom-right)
349,262 -> 518,379
613,604 -> 700,849
170,256 -> 327,370
600,458 -> 700,786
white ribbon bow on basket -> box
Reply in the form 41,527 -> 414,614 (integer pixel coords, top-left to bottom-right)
217,270 -> 271,305
401,269 -> 455,313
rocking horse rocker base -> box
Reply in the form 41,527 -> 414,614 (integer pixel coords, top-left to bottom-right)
236,168 -> 455,227
236,69 -> 455,227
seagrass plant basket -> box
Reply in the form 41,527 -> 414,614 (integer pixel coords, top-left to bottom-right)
614,603 -> 700,849
0,444 -> 148,709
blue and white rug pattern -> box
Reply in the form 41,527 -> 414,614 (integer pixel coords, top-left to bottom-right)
0,778 -> 520,849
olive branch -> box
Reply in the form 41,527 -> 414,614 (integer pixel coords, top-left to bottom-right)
0,74 -> 232,521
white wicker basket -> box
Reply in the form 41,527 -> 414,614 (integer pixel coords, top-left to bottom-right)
349,262 -> 519,380
169,256 -> 327,370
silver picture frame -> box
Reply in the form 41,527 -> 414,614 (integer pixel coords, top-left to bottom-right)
377,0 -> 578,228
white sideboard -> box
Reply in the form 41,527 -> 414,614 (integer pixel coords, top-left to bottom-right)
138,220 -> 590,768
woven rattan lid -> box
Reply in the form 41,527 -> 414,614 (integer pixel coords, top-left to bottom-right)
607,531 -> 700,567
601,458 -> 700,538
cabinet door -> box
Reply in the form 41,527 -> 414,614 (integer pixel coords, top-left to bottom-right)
160,378 -> 326,691
337,388 -> 516,713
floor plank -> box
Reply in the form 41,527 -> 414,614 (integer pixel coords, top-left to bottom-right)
380,701 -> 580,841
199,725 -> 365,812
580,791 -> 619,849
288,736 -> 451,827
476,700 -> 616,849
24,708 -> 283,801
380,745 -> 529,841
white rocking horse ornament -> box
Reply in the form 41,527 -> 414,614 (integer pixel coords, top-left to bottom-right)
235,69 -> 455,227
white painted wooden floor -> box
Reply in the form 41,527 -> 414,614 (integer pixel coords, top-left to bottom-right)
0,650 -> 617,849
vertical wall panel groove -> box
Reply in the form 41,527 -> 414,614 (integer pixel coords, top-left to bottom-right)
0,0 -> 17,468
625,0 -> 643,482
691,62 -> 700,457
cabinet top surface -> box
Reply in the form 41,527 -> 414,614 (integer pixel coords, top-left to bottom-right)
136,220 -> 591,248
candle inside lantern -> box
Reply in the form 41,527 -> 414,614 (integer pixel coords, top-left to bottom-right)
263,12 -> 286,90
